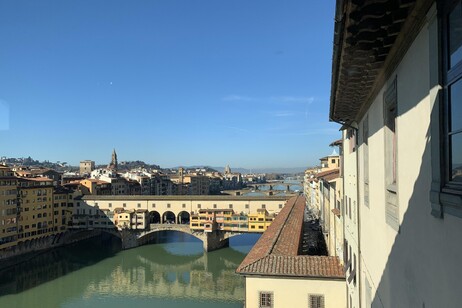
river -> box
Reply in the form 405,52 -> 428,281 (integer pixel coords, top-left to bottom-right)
0,231 -> 260,308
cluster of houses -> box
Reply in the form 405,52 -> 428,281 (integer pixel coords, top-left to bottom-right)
190,208 -> 275,233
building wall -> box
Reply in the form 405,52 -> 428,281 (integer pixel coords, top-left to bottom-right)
0,167 -> 18,249
328,178 -> 343,259
356,12 -> 462,307
82,197 -> 287,218
245,276 -> 346,308
18,185 -> 55,243
342,128 -> 359,308
79,160 -> 95,175
52,192 -> 72,232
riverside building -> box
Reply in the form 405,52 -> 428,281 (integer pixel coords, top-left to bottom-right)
329,0 -> 462,306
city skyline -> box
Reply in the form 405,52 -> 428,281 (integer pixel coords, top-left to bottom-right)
0,1 -> 337,168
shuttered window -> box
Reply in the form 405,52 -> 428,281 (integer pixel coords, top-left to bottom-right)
259,292 -> 273,308
309,294 -> 325,308
384,78 -> 399,231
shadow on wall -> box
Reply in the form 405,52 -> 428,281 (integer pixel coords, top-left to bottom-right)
369,103 -> 462,306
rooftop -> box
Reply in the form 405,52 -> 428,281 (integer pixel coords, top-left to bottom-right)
315,169 -> 340,182
236,196 -> 344,279
330,0 -> 432,124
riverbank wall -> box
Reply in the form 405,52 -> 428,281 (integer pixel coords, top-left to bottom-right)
0,229 -> 120,270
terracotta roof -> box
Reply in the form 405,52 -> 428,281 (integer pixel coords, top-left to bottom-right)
329,139 -> 343,147
315,169 -> 340,182
236,196 -> 344,279
238,255 -> 344,278
23,177 -> 53,182
332,208 -> 341,216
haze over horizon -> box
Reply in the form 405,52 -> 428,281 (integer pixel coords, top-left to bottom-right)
0,1 -> 339,168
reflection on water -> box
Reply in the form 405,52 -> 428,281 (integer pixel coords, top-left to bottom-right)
0,231 -> 259,308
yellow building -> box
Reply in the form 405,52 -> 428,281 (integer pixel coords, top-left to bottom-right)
17,177 -> 56,242
116,210 -> 132,229
319,149 -> 340,171
80,179 -> 111,195
248,208 -> 275,232
190,208 -> 274,233
0,165 -> 19,249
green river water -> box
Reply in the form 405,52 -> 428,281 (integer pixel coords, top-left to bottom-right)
0,231 -> 260,308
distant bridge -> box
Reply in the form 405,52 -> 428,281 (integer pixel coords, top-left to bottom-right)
246,181 -> 303,192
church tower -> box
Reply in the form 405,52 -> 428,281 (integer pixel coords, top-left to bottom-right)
108,148 -> 118,170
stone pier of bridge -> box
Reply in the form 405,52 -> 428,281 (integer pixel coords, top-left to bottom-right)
119,224 -> 233,252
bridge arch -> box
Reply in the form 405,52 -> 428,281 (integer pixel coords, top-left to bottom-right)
136,225 -> 205,244
149,211 -> 161,224
162,211 -> 176,224
177,211 -> 190,224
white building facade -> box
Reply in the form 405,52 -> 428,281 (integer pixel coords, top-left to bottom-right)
331,1 -> 462,307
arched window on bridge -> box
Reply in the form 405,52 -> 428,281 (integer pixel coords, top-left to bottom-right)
177,211 -> 190,224
149,211 -> 160,224
163,211 -> 176,224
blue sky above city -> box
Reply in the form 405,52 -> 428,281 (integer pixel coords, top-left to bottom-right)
0,0 -> 339,169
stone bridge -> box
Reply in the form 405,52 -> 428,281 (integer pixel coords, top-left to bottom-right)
246,181 -> 303,192
120,223 -> 246,252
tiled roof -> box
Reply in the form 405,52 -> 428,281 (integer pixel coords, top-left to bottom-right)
236,196 -> 344,279
23,177 -> 53,182
238,255 -> 344,278
315,169 -> 340,182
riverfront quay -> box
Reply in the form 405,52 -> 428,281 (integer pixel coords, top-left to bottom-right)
0,231 -> 259,307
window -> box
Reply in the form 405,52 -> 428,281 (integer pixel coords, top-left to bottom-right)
197,204 -> 201,209
384,78 -> 399,231
309,294 -> 325,308
229,204 -> 233,209
109,203 -> 112,208
245,204 -> 249,209
213,204 -> 217,209
182,203 -> 186,208
259,292 -> 273,308
152,203 -> 156,208
261,204 -> 266,209
439,0 -> 462,192
279,204 -> 283,209
123,203 -> 126,208
384,78 -> 398,186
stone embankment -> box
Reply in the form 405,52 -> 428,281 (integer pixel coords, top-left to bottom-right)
0,229 -> 120,270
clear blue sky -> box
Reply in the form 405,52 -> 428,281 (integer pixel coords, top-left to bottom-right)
0,0 -> 339,168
